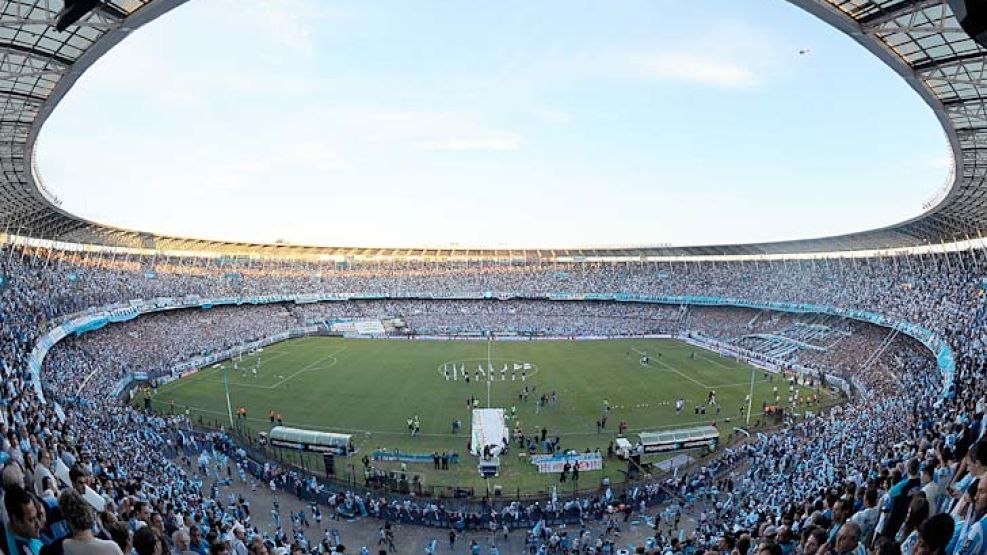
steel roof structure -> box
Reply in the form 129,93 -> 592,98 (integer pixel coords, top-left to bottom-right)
1,0 -> 985,258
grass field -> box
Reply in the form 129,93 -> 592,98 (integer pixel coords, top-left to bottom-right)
151,336 -> 830,497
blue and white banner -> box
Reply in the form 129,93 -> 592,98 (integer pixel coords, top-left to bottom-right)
530,453 -> 603,473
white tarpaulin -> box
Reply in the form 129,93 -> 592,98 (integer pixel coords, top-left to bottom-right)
471,408 -> 508,457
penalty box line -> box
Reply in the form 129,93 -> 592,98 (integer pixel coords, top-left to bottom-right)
219,348 -> 293,370
698,354 -> 733,370
194,347 -> 293,383
631,346 -> 710,389
191,347 -> 347,390
268,347 -> 347,389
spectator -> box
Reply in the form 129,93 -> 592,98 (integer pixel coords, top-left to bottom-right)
4,486 -> 43,555
133,527 -> 161,555
59,490 -> 122,555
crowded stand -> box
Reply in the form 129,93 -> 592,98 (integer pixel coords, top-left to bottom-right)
38,299 -> 905,398
40,304 -> 299,400
383,300 -> 683,337
2,241 -> 987,554
682,308 -> 914,390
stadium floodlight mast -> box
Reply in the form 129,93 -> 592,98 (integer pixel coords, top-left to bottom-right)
224,362 -> 234,427
55,0 -> 102,32
487,334 -> 493,408
745,364 -> 755,427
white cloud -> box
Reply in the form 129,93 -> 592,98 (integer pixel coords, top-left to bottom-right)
534,109 -> 572,124
923,153 -> 954,169
37,1 -> 943,248
418,136 -> 522,152
68,0 -> 325,108
240,0 -> 316,53
631,53 -> 759,89
613,22 -> 783,91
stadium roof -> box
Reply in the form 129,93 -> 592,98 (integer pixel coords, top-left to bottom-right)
1,0 -> 985,258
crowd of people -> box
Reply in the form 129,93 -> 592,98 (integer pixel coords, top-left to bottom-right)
2,242 -> 987,554
35,296 -> 913,399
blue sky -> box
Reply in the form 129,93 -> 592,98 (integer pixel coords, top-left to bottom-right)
37,0 -> 951,248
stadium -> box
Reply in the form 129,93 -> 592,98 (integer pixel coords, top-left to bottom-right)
2,0 -> 987,554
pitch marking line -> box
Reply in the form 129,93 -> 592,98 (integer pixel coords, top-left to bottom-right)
631,347 -> 710,389
653,357 -> 711,389
195,361 -> 339,390
179,348 -> 347,391
217,348 -> 293,370
629,346 -> 652,368
179,347 -> 295,385
715,378 -> 775,388
249,347 -> 347,389
699,355 -> 733,370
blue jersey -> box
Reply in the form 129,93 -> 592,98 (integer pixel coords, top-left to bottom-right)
948,517 -> 965,555
37,496 -> 69,545
883,478 -> 922,538
955,475 -> 976,496
901,530 -> 919,555
852,507 -> 880,544
5,531 -> 43,555
955,515 -> 987,555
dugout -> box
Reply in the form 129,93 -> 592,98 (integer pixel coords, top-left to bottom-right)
620,425 -> 719,456
260,426 -> 353,455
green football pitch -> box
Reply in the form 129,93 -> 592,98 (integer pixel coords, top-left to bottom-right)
151,336 -> 830,496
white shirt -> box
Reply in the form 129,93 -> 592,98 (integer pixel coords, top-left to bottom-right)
851,507 -> 880,545
923,481 -> 943,515
64,537 -> 124,555
32,464 -> 53,498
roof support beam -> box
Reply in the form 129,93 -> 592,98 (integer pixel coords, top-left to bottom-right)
0,19 -> 115,30
914,51 -> 986,73
0,88 -> 46,103
859,0 -> 946,29
0,42 -> 74,68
